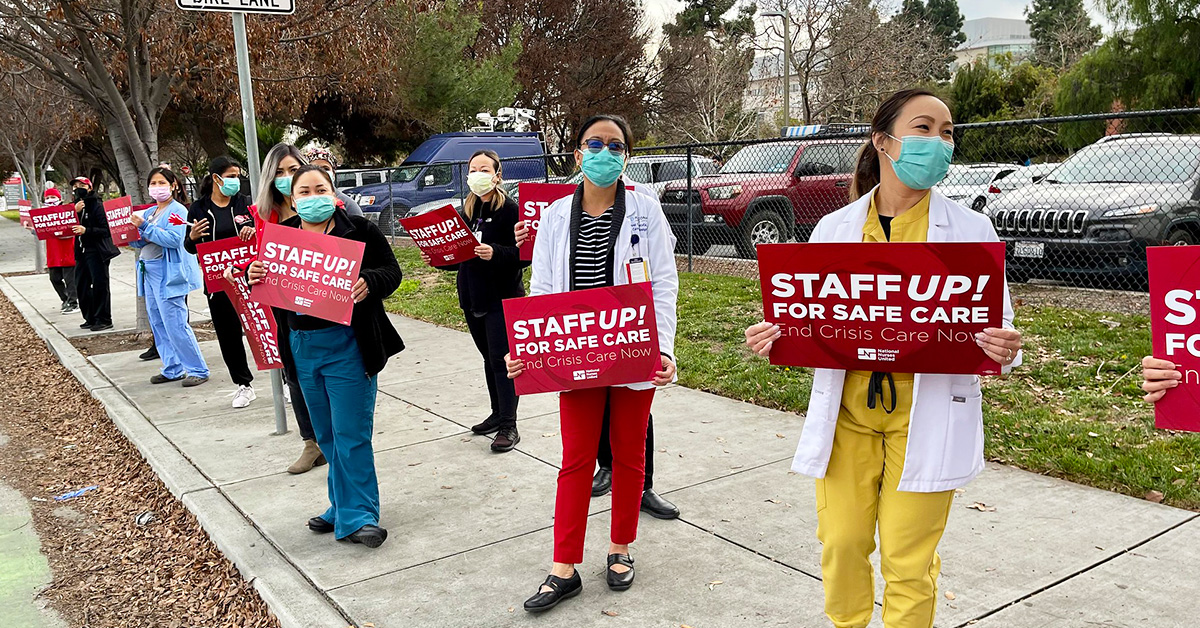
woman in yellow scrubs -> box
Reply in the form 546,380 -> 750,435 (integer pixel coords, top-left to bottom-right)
745,89 -> 1024,628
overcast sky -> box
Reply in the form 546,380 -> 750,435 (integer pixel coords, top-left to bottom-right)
640,0 -> 1111,36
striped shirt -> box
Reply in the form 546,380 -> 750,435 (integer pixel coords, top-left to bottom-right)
573,207 -> 614,289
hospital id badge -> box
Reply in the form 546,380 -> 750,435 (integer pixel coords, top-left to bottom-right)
625,257 -> 650,284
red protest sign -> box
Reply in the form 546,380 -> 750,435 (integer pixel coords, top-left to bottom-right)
104,196 -> 138,246
757,242 -> 1006,375
250,222 -> 365,325
227,271 -> 283,371
196,238 -> 258,293
504,283 -> 660,395
29,205 -> 78,240
17,199 -> 32,228
1148,246 -> 1200,432
399,204 -> 479,266
517,183 -> 575,261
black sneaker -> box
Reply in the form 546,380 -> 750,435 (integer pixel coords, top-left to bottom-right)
491,425 -> 520,453
79,321 -> 94,329
138,345 -> 158,361
89,322 -> 113,332
471,413 -> 504,435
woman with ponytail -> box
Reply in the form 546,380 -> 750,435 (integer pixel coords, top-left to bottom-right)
745,90 -> 1024,628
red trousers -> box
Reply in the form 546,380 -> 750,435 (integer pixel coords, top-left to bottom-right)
553,386 -> 655,564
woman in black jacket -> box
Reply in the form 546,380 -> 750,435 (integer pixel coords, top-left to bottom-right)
184,156 -> 259,409
420,149 -> 526,453
69,176 -> 119,331
247,165 -> 404,548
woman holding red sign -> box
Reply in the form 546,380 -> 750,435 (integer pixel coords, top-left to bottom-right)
504,115 -> 679,612
745,90 -> 1024,628
70,176 -> 119,331
420,149 -> 526,453
183,156 -> 259,409
246,165 -> 403,548
130,167 -> 210,388
40,186 -> 78,314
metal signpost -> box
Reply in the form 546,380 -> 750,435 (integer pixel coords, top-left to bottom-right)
178,0 -> 295,436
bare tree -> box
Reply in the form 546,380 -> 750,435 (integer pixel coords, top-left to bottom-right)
753,0 -> 946,125
656,37 -> 759,152
0,60 -> 92,210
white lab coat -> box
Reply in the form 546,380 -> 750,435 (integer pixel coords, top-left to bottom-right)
790,188 -> 1022,492
529,186 -> 679,390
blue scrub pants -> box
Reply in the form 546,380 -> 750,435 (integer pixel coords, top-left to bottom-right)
142,259 -> 209,380
290,325 -> 380,539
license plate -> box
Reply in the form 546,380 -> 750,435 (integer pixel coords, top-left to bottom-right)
1014,241 -> 1045,259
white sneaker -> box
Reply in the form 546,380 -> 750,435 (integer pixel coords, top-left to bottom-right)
283,386 -> 292,404
232,385 -> 256,409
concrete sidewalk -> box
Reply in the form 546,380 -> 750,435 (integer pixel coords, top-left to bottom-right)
2,217 -> 1197,628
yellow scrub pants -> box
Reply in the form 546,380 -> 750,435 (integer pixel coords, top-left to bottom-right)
815,372 -> 956,628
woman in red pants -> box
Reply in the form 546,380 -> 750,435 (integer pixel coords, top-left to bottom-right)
505,114 -> 679,613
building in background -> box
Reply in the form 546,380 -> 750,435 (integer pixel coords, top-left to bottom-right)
953,18 -> 1035,72
744,50 -> 821,126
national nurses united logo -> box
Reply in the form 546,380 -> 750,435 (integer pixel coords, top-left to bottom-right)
857,348 -> 878,360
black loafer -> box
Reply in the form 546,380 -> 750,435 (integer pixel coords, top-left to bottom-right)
640,489 -> 680,519
591,467 -> 612,497
307,516 -> 334,534
346,524 -> 388,548
139,346 -> 159,361
606,553 -> 635,591
491,425 -> 520,453
471,414 -> 503,435
523,571 -> 582,613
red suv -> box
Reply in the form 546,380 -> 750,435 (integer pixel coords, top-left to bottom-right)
660,139 -> 862,257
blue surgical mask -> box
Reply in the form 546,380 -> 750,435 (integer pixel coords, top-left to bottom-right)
218,176 -> 241,197
295,195 -> 336,223
274,176 -> 292,197
580,149 -> 625,188
884,134 -> 954,190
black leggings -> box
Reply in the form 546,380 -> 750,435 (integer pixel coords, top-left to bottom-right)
75,253 -> 111,325
207,291 -> 254,387
464,309 -> 519,428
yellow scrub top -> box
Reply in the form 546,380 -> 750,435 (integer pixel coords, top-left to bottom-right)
847,190 -> 931,382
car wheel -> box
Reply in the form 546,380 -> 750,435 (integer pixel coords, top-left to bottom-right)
736,211 -> 787,259
972,197 -> 986,211
1167,229 -> 1197,246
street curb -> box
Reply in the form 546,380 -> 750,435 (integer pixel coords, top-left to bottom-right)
0,276 -> 351,628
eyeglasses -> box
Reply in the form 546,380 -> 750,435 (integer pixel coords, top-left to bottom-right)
581,138 -> 627,155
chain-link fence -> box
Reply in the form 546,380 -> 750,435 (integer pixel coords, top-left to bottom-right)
345,108 -> 1200,292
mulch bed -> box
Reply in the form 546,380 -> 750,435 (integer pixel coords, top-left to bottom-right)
72,322 -> 216,357
0,293 -> 281,627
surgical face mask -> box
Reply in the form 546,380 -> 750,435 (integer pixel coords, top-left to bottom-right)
218,176 -> 241,197
579,149 -> 626,188
883,134 -> 954,190
274,176 -> 293,197
44,198 -> 60,206
467,171 -> 496,196
148,185 -> 173,202
295,194 -> 336,223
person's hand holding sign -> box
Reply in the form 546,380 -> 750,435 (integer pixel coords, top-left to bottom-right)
246,260 -> 266,285
419,251 -> 432,266
1141,356 -> 1181,403
190,218 -> 211,241
71,224 -> 86,235
238,225 -> 255,241
475,244 -> 494,261
653,356 -> 676,386
974,328 -> 1022,366
514,220 -> 529,247
352,278 -> 370,303
744,321 -> 782,357
505,352 -> 524,379
130,212 -> 145,228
